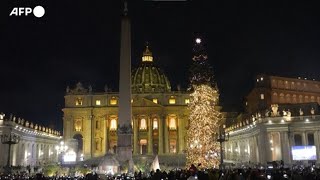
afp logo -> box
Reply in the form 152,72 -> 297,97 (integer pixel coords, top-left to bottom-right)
9,6 -> 45,18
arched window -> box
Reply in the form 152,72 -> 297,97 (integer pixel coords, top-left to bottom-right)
169,117 -> 177,130
272,93 -> 278,103
303,83 -> 307,90
271,79 -> 277,88
299,95 -> 303,103
311,96 -> 315,102
279,93 -> 285,103
110,119 -> 117,131
286,94 -> 291,103
297,82 -> 301,90
292,94 -> 297,103
285,81 -> 289,89
153,118 -> 158,130
278,80 -> 284,88
140,118 -> 147,130
291,82 -> 295,90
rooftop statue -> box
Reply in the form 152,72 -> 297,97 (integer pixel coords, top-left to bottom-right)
311,107 -> 315,115
271,104 -> 279,117
299,108 -> 304,116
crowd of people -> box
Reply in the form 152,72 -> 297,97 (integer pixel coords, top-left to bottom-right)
2,165 -> 320,179
129,165 -> 320,180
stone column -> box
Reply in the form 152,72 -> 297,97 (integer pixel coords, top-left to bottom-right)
158,115 -> 164,154
315,131 -> 320,164
105,117 -> 109,153
164,116 -> 169,153
178,116 -> 184,153
302,132 -> 307,145
133,116 -> 139,154
253,136 -> 259,163
148,116 -> 153,155
258,129 -> 268,164
280,131 -> 291,165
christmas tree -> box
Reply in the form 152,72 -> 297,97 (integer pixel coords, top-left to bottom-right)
186,38 -> 221,169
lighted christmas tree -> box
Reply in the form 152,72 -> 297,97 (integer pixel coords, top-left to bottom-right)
186,38 -> 221,169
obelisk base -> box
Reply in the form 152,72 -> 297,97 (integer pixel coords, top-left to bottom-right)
117,131 -> 134,173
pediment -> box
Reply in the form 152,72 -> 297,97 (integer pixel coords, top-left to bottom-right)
132,98 -> 163,107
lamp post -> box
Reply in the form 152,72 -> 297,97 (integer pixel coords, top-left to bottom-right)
215,125 -> 229,169
1,127 -> 20,173
55,141 -> 68,164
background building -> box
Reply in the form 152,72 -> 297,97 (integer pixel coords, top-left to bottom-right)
0,113 -> 61,167
246,74 -> 320,114
225,75 -> 320,166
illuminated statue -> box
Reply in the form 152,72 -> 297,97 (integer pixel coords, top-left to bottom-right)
287,109 -> 291,117
299,108 -> 304,116
271,104 -> 279,117
311,107 -> 315,115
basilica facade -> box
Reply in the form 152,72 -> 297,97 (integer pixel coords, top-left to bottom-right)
62,47 -> 208,161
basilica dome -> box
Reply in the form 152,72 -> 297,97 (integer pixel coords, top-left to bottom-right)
131,46 -> 171,93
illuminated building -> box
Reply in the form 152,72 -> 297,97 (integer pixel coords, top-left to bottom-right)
63,46 -> 197,161
62,2 -> 222,166
224,75 -> 320,166
225,104 -> 320,165
0,113 -> 61,167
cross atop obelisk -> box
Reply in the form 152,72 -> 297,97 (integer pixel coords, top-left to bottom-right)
117,0 -> 134,173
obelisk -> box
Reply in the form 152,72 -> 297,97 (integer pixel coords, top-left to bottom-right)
117,1 -> 133,173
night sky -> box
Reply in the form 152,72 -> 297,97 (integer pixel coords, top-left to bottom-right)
1,0 -> 320,131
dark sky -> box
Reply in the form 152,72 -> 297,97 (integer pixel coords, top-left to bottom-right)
1,0 -> 320,131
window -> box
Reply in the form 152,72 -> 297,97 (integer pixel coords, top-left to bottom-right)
152,99 -> 158,104
169,96 -> 176,104
74,119 -> 82,132
185,98 -> 190,104
294,134 -> 303,146
308,133 -> 315,145
95,100 -> 101,105
110,97 -> 117,105
260,94 -> 264,100
153,118 -> 158,130
140,118 -> 147,130
169,117 -> 176,130
76,98 -> 83,106
110,119 -> 117,131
